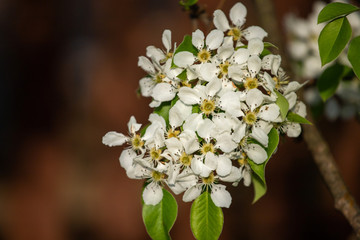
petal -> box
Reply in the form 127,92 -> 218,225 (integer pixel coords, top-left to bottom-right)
204,152 -> 218,170
206,29 -> 224,50
200,62 -> 218,82
205,78 -> 222,97
248,38 -> 264,56
167,163 -> 181,186
102,131 -> 128,147
149,113 -> 166,129
174,51 -> 195,68
229,2 -> 247,27
183,113 -> 203,132
192,29 -> 205,50
127,116 -> 141,133
179,130 -> 200,154
258,103 -> 280,121
216,155 -> 232,177
143,182 -> 163,205
283,81 -> 306,95
197,118 -> 216,141
232,48 -> 250,64
138,56 -> 155,74
211,184 -> 232,208
215,132 -> 238,153
217,46 -> 234,61
178,86 -> 202,105
261,72 -> 276,93
213,9 -> 230,32
169,100 -> 192,128
250,126 -> 269,147
219,166 -> 241,182
218,91 -> 244,117
165,137 -> 183,156
244,143 -> 267,164
162,29 -> 172,52
285,123 -> 302,138
261,54 -> 281,75
293,101 -> 307,117
247,55 -> 261,78
149,100 -> 161,108
183,184 -> 202,202
139,77 -> 155,97
246,88 -> 264,111
146,46 -> 165,63
286,92 -> 297,110
228,65 -> 246,82
191,155 -> 204,175
151,83 -> 176,102
119,149 -> 136,170
232,122 -> 246,143
242,168 -> 252,186
243,26 -> 268,41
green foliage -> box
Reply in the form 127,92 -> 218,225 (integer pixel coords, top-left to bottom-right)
318,2 -> 359,24
348,36 -> 360,79
177,69 -> 188,81
142,189 -> 178,240
190,191 -> 224,240
179,0 -> 198,10
263,42 -> 278,49
275,90 -> 289,120
154,102 -> 172,126
192,105 -> 201,113
248,128 -> 279,203
318,17 -> 352,66
172,35 -> 198,68
286,112 -> 312,125
317,64 -> 345,101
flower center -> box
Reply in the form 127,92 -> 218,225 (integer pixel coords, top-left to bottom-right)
150,148 -> 163,161
201,143 -> 215,155
151,171 -> 164,182
219,61 -> 230,75
197,49 -> 211,63
202,172 -> 215,185
131,134 -> 144,150
200,99 -> 216,115
167,129 -> 180,138
156,73 -> 166,83
244,111 -> 257,125
244,77 -> 258,90
273,76 -> 289,89
238,156 -> 248,166
180,152 -> 192,166
228,27 -> 241,41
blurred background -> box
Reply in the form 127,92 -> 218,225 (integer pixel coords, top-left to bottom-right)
0,0 -> 360,239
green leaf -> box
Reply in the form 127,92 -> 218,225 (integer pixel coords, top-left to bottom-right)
286,112 -> 312,125
348,36 -> 360,79
140,123 -> 150,137
190,192 -> 224,240
171,35 -> 198,68
317,64 -> 344,101
154,101 -> 172,126
192,105 -> 200,113
142,189 -> 178,240
179,0 -> 198,8
263,42 -> 278,49
177,69 -> 187,81
275,90 -> 289,120
318,2 -> 359,24
318,17 -> 352,66
248,128 -> 279,203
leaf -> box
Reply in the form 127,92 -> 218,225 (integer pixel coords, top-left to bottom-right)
179,0 -> 198,8
318,17 -> 352,66
192,105 -> 200,113
171,35 -> 198,67
317,64 -> 344,101
318,2 -> 359,24
154,101 -> 172,126
142,189 -> 178,240
248,128 -> 279,203
275,90 -> 289,120
263,42 -> 278,49
140,123 -> 150,137
286,112 -> 312,125
190,191 -> 224,240
348,36 -> 360,79
177,69 -> 187,81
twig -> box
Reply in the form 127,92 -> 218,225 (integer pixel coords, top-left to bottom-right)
253,0 -> 360,238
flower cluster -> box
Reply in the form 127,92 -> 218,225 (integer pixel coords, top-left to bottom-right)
103,2 -> 307,208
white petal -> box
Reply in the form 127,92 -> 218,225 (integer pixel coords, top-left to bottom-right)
143,182 -> 163,205
200,63 -> 218,82
146,46 -> 165,63
215,132 -> 237,153
258,103 -> 280,121
169,100 -> 192,128
167,163 -> 181,186
183,113 -> 203,132
191,155 -> 204,175
119,149 -> 136,170
138,56 -> 155,74
151,83 -> 176,102
127,116 -> 141,134
244,143 -> 267,164
192,29 -> 205,50
285,123 -> 302,138
139,77 -> 155,97
219,166 -> 241,182
229,2 -> 247,27
247,55 -> 261,78
149,100 -> 161,108
213,9 -> 230,32
228,65 -> 246,82
178,86 -> 202,105
232,48 -> 250,64
293,101 -> 307,117
206,29 -> 224,50
197,118 -> 216,141
179,130 -> 200,154
248,38 -> 264,56
217,46 -> 234,61
211,184 -> 232,208
246,88 -> 264,111
165,137 -> 183,156
218,91 -> 244,117
250,126 -> 269,147
233,123 -> 246,143
242,168 -> 252,186
204,152 -> 218,170
283,81 -> 305,95
286,92 -> 297,110
205,78 -> 222,97
162,29 -> 172,52
261,72 -> 275,93
216,155 -> 232,177
149,113 -> 166,129
102,131 -> 128,147
183,184 -> 202,202
243,26 -> 268,41
174,51 -> 195,68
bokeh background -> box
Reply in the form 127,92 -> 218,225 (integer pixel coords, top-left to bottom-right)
1,0 -> 360,239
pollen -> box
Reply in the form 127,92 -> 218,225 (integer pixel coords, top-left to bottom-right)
180,152 -> 192,166
227,27 -> 241,41
244,77 -> 258,90
131,134 -> 144,150
273,76 -> 289,89
167,129 -> 180,138
201,143 -> 215,155
244,111 -> 257,125
151,171 -> 165,182
197,49 -> 211,63
150,148 -> 163,161
200,99 -> 216,115
202,172 -> 215,185
155,73 -> 166,83
219,61 -> 230,75
238,155 -> 248,166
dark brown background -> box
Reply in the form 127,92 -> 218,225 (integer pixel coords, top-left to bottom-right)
1,0 -> 360,239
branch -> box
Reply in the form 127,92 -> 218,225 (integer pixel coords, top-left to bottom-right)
253,0 -> 360,238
